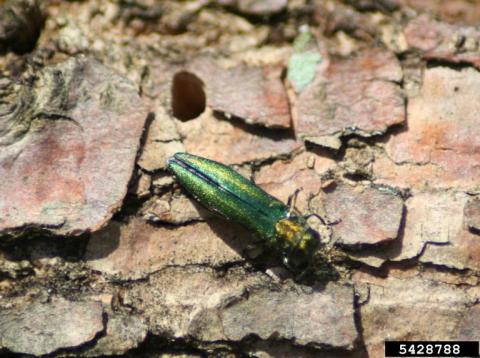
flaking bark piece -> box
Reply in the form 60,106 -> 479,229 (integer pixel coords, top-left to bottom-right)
0,57 -> 148,236
82,313 -> 147,357
397,1 -> 480,26
85,218 -> 251,280
188,58 -> 291,129
322,183 -> 404,246
405,14 -> 480,69
355,273 -> 479,357
219,283 -> 357,348
0,298 -> 104,356
419,192 -> 480,271
347,191 -> 477,269
295,48 -> 404,150
141,193 -> 204,225
385,66 -> 480,190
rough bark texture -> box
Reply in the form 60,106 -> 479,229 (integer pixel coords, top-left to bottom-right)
1,0 -> 480,357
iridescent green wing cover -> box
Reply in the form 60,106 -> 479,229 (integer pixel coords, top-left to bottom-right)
167,152 -> 288,240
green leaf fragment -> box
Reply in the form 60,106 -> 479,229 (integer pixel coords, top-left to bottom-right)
287,51 -> 322,93
288,29 -> 322,93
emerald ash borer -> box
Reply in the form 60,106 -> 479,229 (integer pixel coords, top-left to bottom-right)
167,152 -> 320,271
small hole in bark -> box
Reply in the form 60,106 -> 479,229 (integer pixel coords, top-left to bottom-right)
171,71 -> 206,120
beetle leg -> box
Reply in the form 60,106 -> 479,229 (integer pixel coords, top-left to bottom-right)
244,240 -> 265,259
294,266 -> 312,282
287,188 -> 303,216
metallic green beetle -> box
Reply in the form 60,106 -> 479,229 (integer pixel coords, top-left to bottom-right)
167,152 -> 320,271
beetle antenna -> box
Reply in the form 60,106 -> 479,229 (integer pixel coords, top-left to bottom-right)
305,213 -> 341,226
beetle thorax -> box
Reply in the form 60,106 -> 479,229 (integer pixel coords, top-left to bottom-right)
274,217 -> 319,270
275,218 -> 306,247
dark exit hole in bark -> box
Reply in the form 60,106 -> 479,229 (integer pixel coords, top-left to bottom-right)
171,71 -> 206,120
